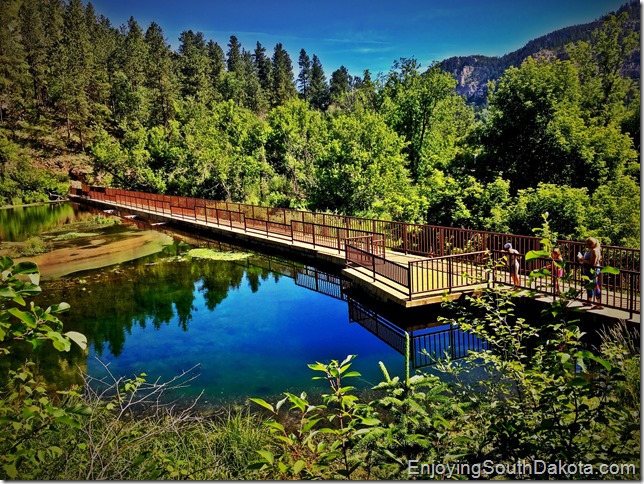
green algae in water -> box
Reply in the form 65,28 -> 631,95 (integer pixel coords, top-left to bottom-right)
51,232 -> 101,241
187,248 -> 252,261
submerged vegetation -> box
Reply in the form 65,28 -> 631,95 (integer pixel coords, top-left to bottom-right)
186,248 -> 252,261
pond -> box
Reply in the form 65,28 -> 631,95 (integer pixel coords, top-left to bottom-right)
1,203 -> 479,407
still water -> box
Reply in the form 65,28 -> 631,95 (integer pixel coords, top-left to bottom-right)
3,203 -> 426,406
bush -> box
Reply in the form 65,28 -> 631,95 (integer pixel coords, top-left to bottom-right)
19,236 -> 51,256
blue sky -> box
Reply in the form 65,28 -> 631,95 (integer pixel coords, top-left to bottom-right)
88,0 -> 631,76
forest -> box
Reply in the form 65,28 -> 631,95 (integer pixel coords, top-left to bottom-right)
0,0 -> 640,248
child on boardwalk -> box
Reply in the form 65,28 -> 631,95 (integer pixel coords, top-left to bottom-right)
551,247 -> 564,295
504,242 -> 521,288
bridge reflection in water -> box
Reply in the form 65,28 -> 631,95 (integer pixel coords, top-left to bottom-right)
292,258 -> 487,370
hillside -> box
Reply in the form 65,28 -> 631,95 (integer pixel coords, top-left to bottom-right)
440,1 -> 640,106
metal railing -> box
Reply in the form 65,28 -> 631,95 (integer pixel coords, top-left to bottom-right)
70,186 -> 640,314
412,325 -> 489,368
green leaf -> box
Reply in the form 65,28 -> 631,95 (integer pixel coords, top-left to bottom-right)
0,256 -> 14,271
48,332 -> 71,352
342,371 -> 361,378
568,377 -> 588,387
293,460 -> 306,475
599,266 -> 619,275
525,249 -> 550,262
256,450 -> 274,466
8,307 -> 37,327
307,362 -> 327,372
49,302 -> 71,314
264,420 -> 285,432
302,418 -> 322,433
3,464 -> 18,479
248,398 -> 273,413
286,392 -> 307,412
64,331 -> 87,350
586,354 -> 612,371
359,417 -> 381,426
55,415 -> 81,428
0,286 -> 17,299
13,261 -> 39,275
452,435 -> 474,444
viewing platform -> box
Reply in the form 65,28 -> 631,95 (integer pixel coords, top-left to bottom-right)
69,185 -> 640,324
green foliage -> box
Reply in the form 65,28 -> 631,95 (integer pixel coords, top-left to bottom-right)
248,291 -> 640,479
250,355 -> 379,479
16,236 -> 50,256
0,134 -> 69,205
586,175 -> 641,247
438,289 -> 640,476
509,183 -> 590,240
0,257 -> 88,479
471,12 -> 639,201
312,110 -> 412,216
2,0 -> 639,245
365,369 -> 456,479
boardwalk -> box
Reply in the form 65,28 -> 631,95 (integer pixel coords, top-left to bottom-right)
69,186 -> 640,321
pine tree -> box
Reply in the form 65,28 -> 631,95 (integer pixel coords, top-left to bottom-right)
270,43 -> 296,107
240,49 -> 267,113
227,35 -> 243,74
0,0 -> 30,127
253,41 -> 272,93
207,40 -> 226,102
84,3 -> 117,120
309,54 -> 329,111
18,0 -> 48,118
177,30 -> 211,103
329,65 -> 351,105
297,48 -> 311,100
122,17 -> 147,92
145,21 -> 176,126
57,0 -> 92,148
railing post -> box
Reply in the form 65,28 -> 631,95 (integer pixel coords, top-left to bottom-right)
448,256 -> 453,292
629,271 -> 635,319
440,228 -> 445,256
408,262 -> 412,300
372,252 -> 376,281
403,224 -> 408,254
405,332 -> 410,388
312,224 -> 316,248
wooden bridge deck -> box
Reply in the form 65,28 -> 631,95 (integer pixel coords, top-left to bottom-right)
69,190 -> 640,324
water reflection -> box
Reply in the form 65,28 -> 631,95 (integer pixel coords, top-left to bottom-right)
0,202 -> 93,241
5,203 -> 487,405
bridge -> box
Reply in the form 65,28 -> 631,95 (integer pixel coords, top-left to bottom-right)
69,185 -> 640,322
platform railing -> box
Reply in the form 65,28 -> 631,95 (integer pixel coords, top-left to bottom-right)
70,186 -> 640,313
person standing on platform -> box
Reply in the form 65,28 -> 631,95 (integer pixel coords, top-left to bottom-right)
504,242 -> 521,289
578,237 -> 603,309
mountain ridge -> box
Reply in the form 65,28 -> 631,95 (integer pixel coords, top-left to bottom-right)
439,1 -> 640,105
